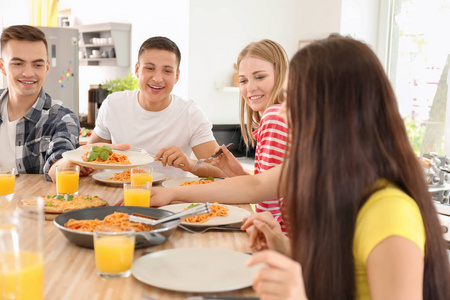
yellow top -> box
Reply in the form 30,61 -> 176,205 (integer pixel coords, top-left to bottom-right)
353,181 -> 426,299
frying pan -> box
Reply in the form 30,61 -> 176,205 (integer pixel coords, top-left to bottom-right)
54,206 -> 179,248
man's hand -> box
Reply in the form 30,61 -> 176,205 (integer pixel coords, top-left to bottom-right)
155,146 -> 194,171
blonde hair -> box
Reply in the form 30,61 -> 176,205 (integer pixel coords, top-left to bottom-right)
237,39 -> 288,148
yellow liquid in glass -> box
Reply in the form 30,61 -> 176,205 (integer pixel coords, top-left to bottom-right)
124,189 -> 150,207
0,251 -> 44,300
56,171 -> 79,194
0,174 -> 15,195
94,236 -> 134,273
130,173 -> 152,188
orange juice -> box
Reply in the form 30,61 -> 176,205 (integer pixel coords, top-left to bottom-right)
56,171 -> 79,194
0,251 -> 44,300
0,174 -> 15,195
94,236 -> 134,273
130,173 -> 152,187
124,188 -> 150,207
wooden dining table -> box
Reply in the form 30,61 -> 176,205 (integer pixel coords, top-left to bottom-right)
5,174 -> 258,300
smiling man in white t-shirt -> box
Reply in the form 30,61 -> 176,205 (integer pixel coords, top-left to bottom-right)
88,36 -> 224,177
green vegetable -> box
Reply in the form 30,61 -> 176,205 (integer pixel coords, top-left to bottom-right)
199,177 -> 214,182
87,145 -> 113,162
187,203 -> 200,208
65,194 -> 74,201
46,203 -> 53,206
55,194 -> 74,201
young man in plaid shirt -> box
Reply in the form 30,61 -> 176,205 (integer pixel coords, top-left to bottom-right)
0,25 -> 80,181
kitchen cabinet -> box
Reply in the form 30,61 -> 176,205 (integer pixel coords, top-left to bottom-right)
75,22 -> 131,67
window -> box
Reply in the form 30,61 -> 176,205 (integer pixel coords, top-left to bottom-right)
388,0 -> 450,155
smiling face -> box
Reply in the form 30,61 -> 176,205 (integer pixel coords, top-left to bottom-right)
238,56 -> 275,113
135,48 -> 180,111
0,39 -> 49,102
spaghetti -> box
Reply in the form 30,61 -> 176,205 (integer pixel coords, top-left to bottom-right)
182,202 -> 229,223
180,179 -> 214,186
106,169 -> 147,182
82,151 -> 131,165
64,212 -> 152,232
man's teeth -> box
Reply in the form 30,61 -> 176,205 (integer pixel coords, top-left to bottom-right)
249,95 -> 263,100
150,85 -> 163,89
21,80 -> 36,84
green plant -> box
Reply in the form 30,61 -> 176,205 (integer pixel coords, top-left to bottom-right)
101,73 -> 139,94
403,115 -> 425,156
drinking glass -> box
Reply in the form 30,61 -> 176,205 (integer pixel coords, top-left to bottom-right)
93,228 -> 135,278
56,165 -> 80,195
0,197 -> 44,300
130,167 -> 153,188
123,181 -> 151,207
0,168 -> 16,200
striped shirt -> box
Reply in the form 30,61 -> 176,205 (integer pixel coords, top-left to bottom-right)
0,88 -> 80,181
253,104 -> 288,233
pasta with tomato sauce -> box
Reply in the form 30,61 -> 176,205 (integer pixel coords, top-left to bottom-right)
182,202 -> 229,223
65,212 -> 152,232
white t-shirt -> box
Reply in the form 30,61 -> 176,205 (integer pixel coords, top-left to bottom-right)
0,97 -> 18,169
94,90 -> 215,177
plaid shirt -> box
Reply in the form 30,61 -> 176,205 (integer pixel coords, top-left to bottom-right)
0,88 -> 80,181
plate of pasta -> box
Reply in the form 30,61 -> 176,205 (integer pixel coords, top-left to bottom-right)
159,203 -> 251,227
62,147 -> 153,169
161,177 -> 217,188
92,170 -> 166,185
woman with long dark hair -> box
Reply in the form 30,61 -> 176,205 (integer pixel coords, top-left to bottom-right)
245,35 -> 450,299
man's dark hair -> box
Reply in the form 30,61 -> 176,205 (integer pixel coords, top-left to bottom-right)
1,25 -> 48,55
138,36 -> 181,69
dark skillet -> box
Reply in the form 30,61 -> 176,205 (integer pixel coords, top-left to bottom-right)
54,206 -> 179,249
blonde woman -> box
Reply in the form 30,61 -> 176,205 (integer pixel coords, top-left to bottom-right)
213,39 -> 289,232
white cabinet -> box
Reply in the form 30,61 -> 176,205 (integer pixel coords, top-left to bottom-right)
75,22 -> 131,67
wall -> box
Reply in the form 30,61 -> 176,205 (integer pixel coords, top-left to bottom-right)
69,0 -> 189,115
188,0 -> 351,124
1,0 -> 388,121
188,0 -> 300,124
0,0 -> 31,89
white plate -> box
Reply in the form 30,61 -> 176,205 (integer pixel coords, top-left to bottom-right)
162,177 -> 217,188
62,148 -> 153,169
131,248 -> 261,293
92,170 -> 166,185
159,203 -> 251,227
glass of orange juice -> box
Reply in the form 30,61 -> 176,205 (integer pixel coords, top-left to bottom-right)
123,181 -> 151,207
55,165 -> 80,195
0,168 -> 16,200
93,227 -> 135,278
130,167 -> 153,188
0,197 -> 44,300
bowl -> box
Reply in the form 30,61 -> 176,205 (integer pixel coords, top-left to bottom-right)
54,206 -> 179,248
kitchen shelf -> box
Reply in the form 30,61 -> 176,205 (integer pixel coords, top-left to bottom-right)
74,22 -> 131,67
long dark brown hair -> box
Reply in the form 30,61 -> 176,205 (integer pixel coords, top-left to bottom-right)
283,35 -> 450,299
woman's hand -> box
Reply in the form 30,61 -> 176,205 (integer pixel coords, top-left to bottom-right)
242,212 -> 290,255
149,186 -> 175,207
211,144 -> 248,177
155,145 -> 194,171
247,250 -> 308,300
